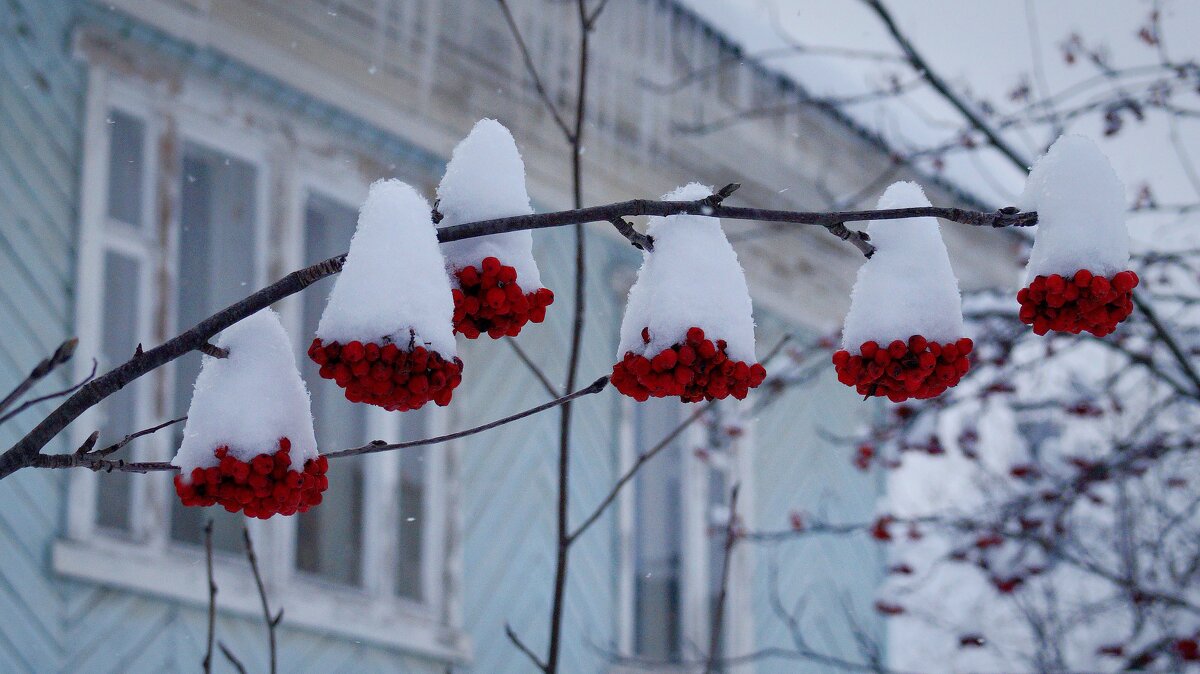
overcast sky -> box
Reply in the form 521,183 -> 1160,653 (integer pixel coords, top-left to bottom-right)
680,0 -> 1200,250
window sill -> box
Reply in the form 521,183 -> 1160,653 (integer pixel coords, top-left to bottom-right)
53,537 -> 471,663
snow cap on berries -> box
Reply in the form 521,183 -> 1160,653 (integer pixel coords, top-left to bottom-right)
841,181 -> 964,350
617,183 -> 756,363
1020,135 -> 1130,281
437,119 -> 544,290
316,179 -> 456,358
173,309 -> 318,475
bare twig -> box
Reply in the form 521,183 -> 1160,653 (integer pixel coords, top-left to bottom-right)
706,484 -> 740,674
544,1 -> 596,668
860,0 -> 1030,170
198,342 -> 229,359
506,623 -> 548,671
504,338 -> 560,398
242,528 -> 279,674
31,377 -> 610,472
203,519 -> 216,674
0,197 -> 1032,480
569,401 -> 711,544
217,642 -> 248,674
0,358 -> 96,426
0,337 -> 78,417
495,0 -> 573,140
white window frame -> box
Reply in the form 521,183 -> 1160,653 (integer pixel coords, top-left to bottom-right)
613,397 -> 756,671
56,54 -> 467,662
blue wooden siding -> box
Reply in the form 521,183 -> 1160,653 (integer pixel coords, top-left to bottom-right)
0,1 -> 883,672
0,0 -> 82,671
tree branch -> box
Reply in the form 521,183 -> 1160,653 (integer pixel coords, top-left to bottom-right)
203,519 -> 216,674
0,193 -> 1036,481
495,0 -> 573,140
0,358 -> 97,426
35,377 -> 610,473
706,484 -> 740,674
0,338 -> 78,417
242,528 -> 278,674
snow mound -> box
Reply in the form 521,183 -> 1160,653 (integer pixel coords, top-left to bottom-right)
617,183 -> 757,363
316,179 -> 457,358
437,119 -> 544,290
1020,135 -> 1130,280
173,309 -> 318,474
841,181 -> 964,349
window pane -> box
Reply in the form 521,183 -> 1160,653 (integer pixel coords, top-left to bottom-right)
95,251 -> 141,532
169,143 -> 259,554
397,408 -> 431,600
295,193 -> 369,585
106,110 -> 144,227
633,398 -> 684,660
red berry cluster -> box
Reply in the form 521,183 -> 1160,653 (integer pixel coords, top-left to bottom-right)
611,327 -> 767,403
832,336 -> 973,403
1017,269 -> 1139,337
451,257 -> 554,339
173,438 -> 328,519
308,338 -> 463,411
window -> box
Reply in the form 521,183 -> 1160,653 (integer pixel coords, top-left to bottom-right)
619,397 -> 753,665
58,67 -> 463,659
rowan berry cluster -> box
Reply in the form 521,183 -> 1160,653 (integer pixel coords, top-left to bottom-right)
1017,269 -> 1138,337
308,338 -> 463,411
173,438 -> 327,519
611,327 -> 767,403
451,257 -> 554,339
832,336 -> 973,402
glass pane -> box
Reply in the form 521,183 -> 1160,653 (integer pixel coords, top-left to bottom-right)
169,143 -> 259,554
294,193 -> 369,585
95,251 -> 141,532
397,408 -> 431,600
633,397 -> 684,660
106,110 -> 144,227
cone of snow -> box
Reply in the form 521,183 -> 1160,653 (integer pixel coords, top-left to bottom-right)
307,179 -> 463,411
172,309 -> 327,519
834,181 -> 972,402
1016,135 -> 1138,337
438,119 -> 554,339
611,183 -> 765,402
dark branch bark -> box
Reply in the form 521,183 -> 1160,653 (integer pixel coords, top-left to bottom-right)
35,377 -> 609,473
706,484 -> 740,674
203,519 -> 216,674
505,623 -> 548,671
0,338 -> 80,418
0,358 -> 96,426
242,529 -> 278,674
0,188 -> 1034,481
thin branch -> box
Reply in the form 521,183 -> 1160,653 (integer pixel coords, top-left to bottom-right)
505,623 -> 548,672
217,642 -> 247,674
0,358 -> 95,426
496,0 -> 573,140
203,519 -> 216,674
0,337 -> 77,417
0,193 -> 1036,480
860,0 -> 1031,170
607,217 -> 653,251
505,337 -> 560,398
242,528 -> 278,674
706,484 -> 740,674
31,378 -> 610,472
198,342 -> 229,359
569,401 -> 710,544
324,375 -> 608,460
84,415 -> 187,458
